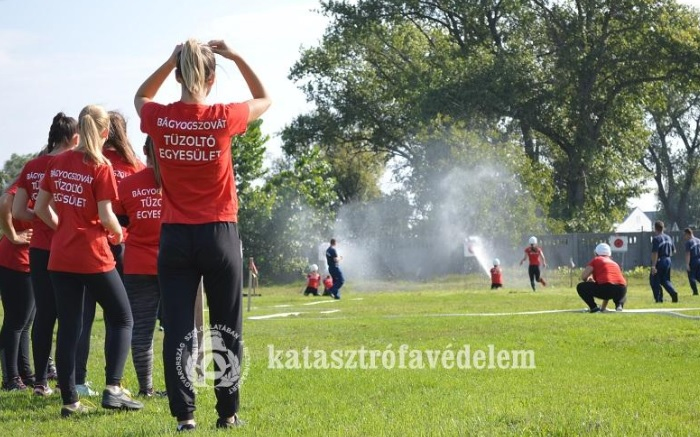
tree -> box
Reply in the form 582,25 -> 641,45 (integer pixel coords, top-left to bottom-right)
289,0 -> 700,231
0,153 -> 37,189
642,84 -> 700,229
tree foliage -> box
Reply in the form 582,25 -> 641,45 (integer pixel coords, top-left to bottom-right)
288,0 -> 700,231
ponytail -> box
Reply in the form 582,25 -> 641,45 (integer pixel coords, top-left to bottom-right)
78,105 -> 110,166
47,112 -> 78,153
176,39 -> 216,96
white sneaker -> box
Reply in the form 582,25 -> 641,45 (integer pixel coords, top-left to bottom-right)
615,305 -> 623,312
76,382 -> 98,397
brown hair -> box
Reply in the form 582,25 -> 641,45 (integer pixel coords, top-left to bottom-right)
105,111 -> 140,168
143,136 -> 161,189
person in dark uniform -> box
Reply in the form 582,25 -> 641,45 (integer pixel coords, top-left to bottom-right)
650,220 -> 678,303
683,228 -> 700,296
325,239 -> 344,300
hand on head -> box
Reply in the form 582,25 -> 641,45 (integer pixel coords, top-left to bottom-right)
207,40 -> 235,59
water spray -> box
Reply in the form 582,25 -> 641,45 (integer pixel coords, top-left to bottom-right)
464,236 -> 492,277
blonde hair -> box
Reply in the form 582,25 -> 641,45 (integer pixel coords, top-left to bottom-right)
78,105 -> 110,165
177,38 -> 216,96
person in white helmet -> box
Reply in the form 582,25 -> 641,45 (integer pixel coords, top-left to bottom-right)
490,259 -> 503,289
304,264 -> 321,296
519,236 -> 547,291
576,243 -> 627,313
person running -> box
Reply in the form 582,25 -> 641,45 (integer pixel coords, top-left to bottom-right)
650,220 -> 679,303
519,236 -> 547,291
77,110 -> 145,397
490,258 -> 503,290
0,183 -> 34,391
303,264 -> 321,296
13,112 -> 78,396
577,243 -> 627,313
325,238 -> 344,299
34,104 -> 143,417
113,136 -> 165,397
683,228 -> 700,296
134,39 -> 271,431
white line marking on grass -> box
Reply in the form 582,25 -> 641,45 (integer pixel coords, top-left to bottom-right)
302,300 -> 339,306
273,304 -> 293,308
320,309 -> 341,314
351,298 -> 364,301
248,312 -> 302,320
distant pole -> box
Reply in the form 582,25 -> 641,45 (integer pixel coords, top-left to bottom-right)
247,257 -> 254,312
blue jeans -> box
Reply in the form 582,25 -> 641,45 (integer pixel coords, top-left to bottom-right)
329,266 -> 344,297
650,257 -> 677,302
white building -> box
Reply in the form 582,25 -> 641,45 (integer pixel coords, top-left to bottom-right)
614,207 -> 656,233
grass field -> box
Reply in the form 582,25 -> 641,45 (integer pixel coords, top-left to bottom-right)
1,268 -> 699,436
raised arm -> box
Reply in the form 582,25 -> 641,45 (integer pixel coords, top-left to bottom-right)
208,40 -> 272,122
134,45 -> 181,116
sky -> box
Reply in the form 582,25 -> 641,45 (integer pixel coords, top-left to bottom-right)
1,0 -> 699,211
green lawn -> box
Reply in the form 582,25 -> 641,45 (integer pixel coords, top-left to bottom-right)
1,269 -> 699,436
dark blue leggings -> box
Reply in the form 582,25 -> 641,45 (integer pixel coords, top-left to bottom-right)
159,222 -> 243,422
50,270 -> 133,405
0,266 -> 35,381
30,248 -> 56,385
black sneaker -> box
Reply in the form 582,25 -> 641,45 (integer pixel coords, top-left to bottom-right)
101,387 -> 144,410
61,402 -> 91,417
672,294 -> 679,303
216,415 -> 245,428
2,376 -> 27,391
176,423 -> 196,432
589,307 -> 601,313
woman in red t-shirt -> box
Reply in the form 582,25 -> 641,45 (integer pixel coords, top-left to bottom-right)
76,110 -> 146,395
135,38 -> 271,431
113,136 -> 164,397
519,236 -> 547,291
577,243 -> 627,313
13,112 -> 78,396
34,104 -> 143,417
0,183 -> 34,391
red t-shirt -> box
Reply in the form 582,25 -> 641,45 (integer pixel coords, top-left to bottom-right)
490,267 -> 502,285
16,154 -> 54,250
140,101 -> 249,224
323,276 -> 333,289
114,168 -> 161,275
307,272 -> 321,288
525,246 -> 543,266
587,256 -> 626,286
0,184 -> 31,272
103,149 -> 145,184
40,150 -> 118,273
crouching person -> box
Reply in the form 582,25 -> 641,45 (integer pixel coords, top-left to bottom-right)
577,243 -> 627,313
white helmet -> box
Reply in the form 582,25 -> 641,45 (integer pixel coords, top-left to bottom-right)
493,258 -> 500,266
594,243 -> 611,257
310,264 -> 319,272
528,236 -> 538,245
